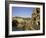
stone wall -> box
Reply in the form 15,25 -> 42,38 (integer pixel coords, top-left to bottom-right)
31,8 -> 40,30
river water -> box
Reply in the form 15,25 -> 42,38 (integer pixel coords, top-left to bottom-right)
12,26 -> 23,31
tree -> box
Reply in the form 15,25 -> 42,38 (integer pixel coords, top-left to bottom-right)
12,20 -> 18,27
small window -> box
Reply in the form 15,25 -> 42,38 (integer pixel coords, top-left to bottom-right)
36,8 -> 40,13
37,15 -> 39,17
34,18 -> 36,21
38,22 -> 40,25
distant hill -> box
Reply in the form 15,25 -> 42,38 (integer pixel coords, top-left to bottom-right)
13,16 -> 31,18
12,16 -> 31,20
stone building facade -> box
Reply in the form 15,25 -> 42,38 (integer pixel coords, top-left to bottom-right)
31,8 -> 40,30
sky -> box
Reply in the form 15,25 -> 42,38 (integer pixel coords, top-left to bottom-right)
12,7 -> 33,18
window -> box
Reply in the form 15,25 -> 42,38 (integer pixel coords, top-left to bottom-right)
36,8 -> 40,13
38,21 -> 40,25
34,18 -> 36,21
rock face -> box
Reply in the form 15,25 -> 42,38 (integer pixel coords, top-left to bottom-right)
12,8 -> 40,31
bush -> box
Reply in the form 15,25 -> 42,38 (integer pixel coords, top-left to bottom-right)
12,20 -> 18,27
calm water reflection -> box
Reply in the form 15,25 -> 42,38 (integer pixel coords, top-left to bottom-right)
12,26 -> 23,31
